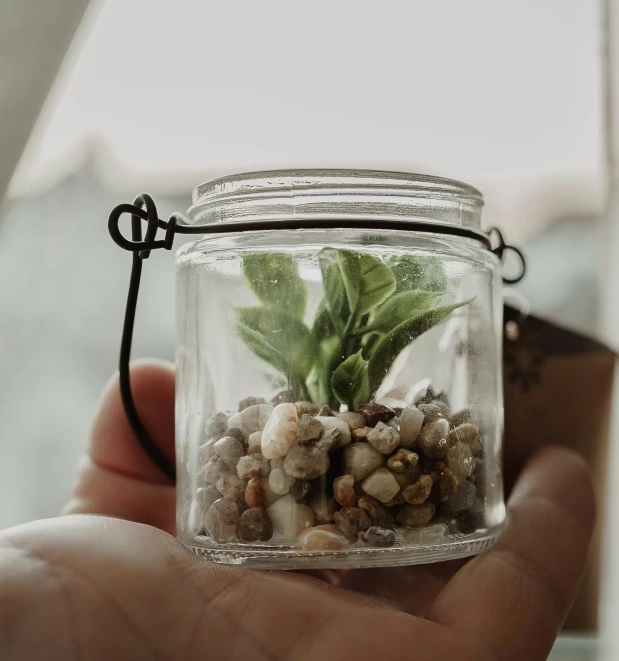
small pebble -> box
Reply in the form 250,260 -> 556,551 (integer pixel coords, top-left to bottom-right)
352,426 -> 370,441
227,404 -> 274,440
333,474 -> 357,508
417,418 -> 450,459
360,526 -> 396,547
403,522 -> 448,544
226,427 -> 246,445
451,409 -> 473,427
361,467 -> 401,504
429,399 -> 451,419
448,423 -> 483,455
337,412 -> 366,431
238,396 -> 266,412
367,422 -> 400,454
391,467 -> 421,489
204,498 -> 239,542
396,502 -> 436,528
261,403 -> 298,459
270,387 -> 297,405
267,495 -> 315,538
343,442 -> 384,482
447,480 -> 477,512
197,485 -> 222,512
299,524 -> 352,551
447,442 -> 474,479
315,416 -> 351,450
271,457 -> 285,470
334,507 -> 371,535
201,456 -> 229,485
205,412 -> 230,440
385,492 -> 406,506
213,436 -> 245,470
247,431 -> 263,454
290,479 -> 313,503
309,493 -> 337,523
387,448 -> 419,472
357,402 -> 396,427
297,414 -> 323,444
318,405 -> 334,416
402,474 -> 433,504
245,477 -> 281,509
237,507 -> 273,542
284,444 -> 330,479
399,405 -> 424,447
237,454 -> 269,479
269,468 -> 295,495
430,471 -> 459,503
357,495 -> 395,526
418,403 -> 442,423
216,473 -> 246,501
296,401 -> 320,416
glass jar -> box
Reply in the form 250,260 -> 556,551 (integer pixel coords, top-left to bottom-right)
174,169 -> 504,569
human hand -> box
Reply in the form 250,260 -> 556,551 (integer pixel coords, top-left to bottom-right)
0,362 -> 595,661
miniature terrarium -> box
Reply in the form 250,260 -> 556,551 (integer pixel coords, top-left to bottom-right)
165,170 -> 506,569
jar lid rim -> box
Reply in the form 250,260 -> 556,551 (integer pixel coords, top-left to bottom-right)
191,169 -> 483,206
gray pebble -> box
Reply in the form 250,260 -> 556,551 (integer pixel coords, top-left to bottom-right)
284,444 -> 330,480
360,526 -> 396,547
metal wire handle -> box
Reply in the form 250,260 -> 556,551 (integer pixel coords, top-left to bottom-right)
109,193 -> 527,480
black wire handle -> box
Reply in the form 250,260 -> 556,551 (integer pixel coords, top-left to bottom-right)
109,194 -> 526,480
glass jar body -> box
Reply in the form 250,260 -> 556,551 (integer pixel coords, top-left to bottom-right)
175,226 -> 504,569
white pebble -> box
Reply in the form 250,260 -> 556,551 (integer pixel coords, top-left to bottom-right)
367,421 -> 400,454
200,456 -> 229,485
267,494 -> 315,538
236,454 -> 270,479
343,442 -> 384,482
247,431 -> 263,454
403,523 -> 449,544
214,436 -> 245,470
361,467 -> 401,503
204,498 -> 239,542
316,416 -> 351,450
399,405 -> 425,447
216,473 -> 246,501
269,468 -> 295,495
228,404 -> 274,440
261,403 -> 299,459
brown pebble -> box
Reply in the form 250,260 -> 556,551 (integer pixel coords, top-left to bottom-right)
418,403 -> 442,423
236,507 -> 273,542
357,494 -> 395,526
334,507 -> 371,536
245,477 -> 280,509
384,492 -> 406,506
387,448 -> 419,473
357,402 -> 396,427
402,474 -> 433,504
318,405 -> 334,416
396,502 -> 436,528
299,524 -> 353,550
430,399 -> 451,419
451,409 -> 473,427
448,423 -> 483,455
297,414 -> 323,444
296,401 -> 320,417
431,471 -> 459,503
333,474 -> 357,508
290,479 -> 313,503
238,396 -> 266,412
337,412 -> 366,431
417,419 -> 450,459
309,493 -> 337,523
352,426 -> 370,440
270,388 -> 297,405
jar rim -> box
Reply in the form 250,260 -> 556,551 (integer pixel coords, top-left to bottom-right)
187,168 -> 484,229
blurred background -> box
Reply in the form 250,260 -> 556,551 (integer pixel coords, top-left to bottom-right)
0,0 -> 617,657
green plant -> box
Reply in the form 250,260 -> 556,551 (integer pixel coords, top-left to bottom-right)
236,249 -> 470,410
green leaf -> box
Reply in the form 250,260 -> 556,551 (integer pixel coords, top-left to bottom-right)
337,250 -> 396,317
318,253 -> 349,335
367,300 -> 472,394
358,290 -> 446,335
242,253 -> 308,319
236,307 -> 314,381
388,256 -> 447,293
307,335 -> 341,406
331,350 -> 370,410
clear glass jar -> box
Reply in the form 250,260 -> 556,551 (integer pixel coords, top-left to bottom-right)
175,169 -> 504,569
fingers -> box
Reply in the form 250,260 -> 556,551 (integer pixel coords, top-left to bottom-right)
64,361 -> 176,532
427,446 -> 596,661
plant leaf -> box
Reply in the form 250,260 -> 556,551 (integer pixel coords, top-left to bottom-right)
236,307 -> 314,381
367,300 -> 472,394
360,290 -> 446,335
307,335 -> 341,407
242,253 -> 308,319
331,350 -> 370,410
337,250 -> 396,317
388,256 -> 447,293
318,253 -> 349,335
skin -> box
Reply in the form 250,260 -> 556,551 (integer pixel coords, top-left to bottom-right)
0,361 -> 595,661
